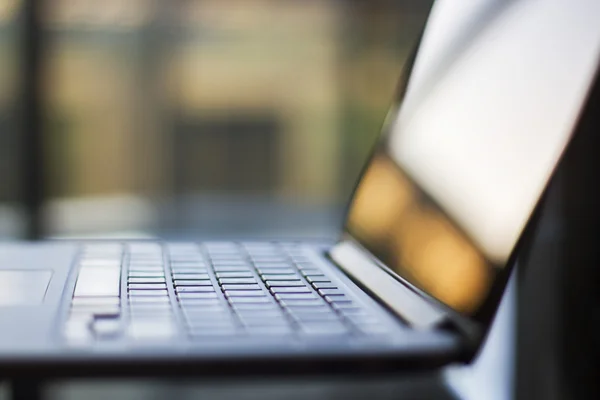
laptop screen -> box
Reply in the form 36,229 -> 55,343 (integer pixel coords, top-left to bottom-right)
344,0 -> 600,315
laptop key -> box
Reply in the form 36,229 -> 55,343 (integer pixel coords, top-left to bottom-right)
256,269 -> 296,275
224,291 -> 267,298
171,269 -> 206,274
215,272 -> 254,279
184,310 -> 234,320
176,286 -> 216,293
253,262 -> 289,268
228,297 -> 271,304
261,274 -> 299,281
129,296 -> 170,304
128,271 -> 165,278
172,273 -> 210,280
279,299 -> 327,308
186,316 -> 236,326
311,282 -> 336,290
218,278 -> 257,285
171,270 -> 209,276
192,323 -> 235,333
324,295 -> 353,304
211,260 -> 249,267
221,284 -> 261,291
230,303 -> 281,311
251,256 -> 288,263
72,297 -> 120,306
129,266 -> 164,272
170,262 -> 206,268
128,261 -> 164,271
183,304 -> 229,313
269,287 -> 312,294
128,277 -> 166,284
171,265 -> 208,270
82,244 -> 121,252
129,257 -> 162,263
169,253 -> 203,258
290,255 -> 312,263
71,301 -> 120,311
264,280 -> 303,288
331,302 -> 362,311
305,276 -> 331,284
295,263 -> 318,270
128,270 -> 165,275
239,318 -> 290,327
74,266 -> 121,297
177,292 -> 218,300
213,266 -> 252,272
301,270 -> 325,277
174,280 -> 212,286
178,299 -> 222,308
79,259 -> 121,268
297,268 -> 322,276
169,252 -> 202,258
317,289 -> 345,297
128,283 -> 167,290
274,293 -> 316,301
128,289 -> 168,297
183,315 -> 231,324
130,252 -> 161,258
187,320 -> 238,330
209,255 -> 245,262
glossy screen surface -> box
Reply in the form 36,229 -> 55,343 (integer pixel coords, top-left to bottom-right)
345,0 -> 600,315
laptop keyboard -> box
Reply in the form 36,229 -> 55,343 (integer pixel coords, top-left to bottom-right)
63,242 -> 392,344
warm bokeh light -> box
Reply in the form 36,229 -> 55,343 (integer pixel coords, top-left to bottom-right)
348,154 -> 414,245
347,153 -> 491,314
393,208 -> 489,314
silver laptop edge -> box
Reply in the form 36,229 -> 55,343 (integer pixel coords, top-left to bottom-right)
329,239 -> 447,330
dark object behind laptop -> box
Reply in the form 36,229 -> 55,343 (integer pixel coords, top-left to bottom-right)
517,62 -> 600,400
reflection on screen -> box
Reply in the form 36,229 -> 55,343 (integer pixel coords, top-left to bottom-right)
348,152 -> 492,314
345,0 -> 600,315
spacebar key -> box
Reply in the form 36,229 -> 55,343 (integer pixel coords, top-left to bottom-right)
74,266 -> 121,297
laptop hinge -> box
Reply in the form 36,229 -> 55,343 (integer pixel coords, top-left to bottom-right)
329,239 -> 448,329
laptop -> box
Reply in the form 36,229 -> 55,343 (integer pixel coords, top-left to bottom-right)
1,0 -> 599,376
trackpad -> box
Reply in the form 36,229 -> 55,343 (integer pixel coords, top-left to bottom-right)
0,270 -> 52,306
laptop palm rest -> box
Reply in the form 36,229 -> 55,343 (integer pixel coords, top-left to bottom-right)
0,270 -> 52,306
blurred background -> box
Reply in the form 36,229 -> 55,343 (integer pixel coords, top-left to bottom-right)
0,0 -> 432,241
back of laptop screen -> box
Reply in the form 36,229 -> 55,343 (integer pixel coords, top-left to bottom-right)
345,0 -> 600,315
